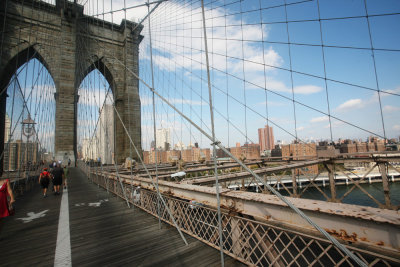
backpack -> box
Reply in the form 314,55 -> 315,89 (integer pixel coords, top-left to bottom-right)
42,171 -> 51,180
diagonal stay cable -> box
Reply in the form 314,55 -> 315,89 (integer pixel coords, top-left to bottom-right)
151,38 -> 400,98
86,0 -> 168,18
147,80 -> 367,267
106,38 -> 367,266
153,45 -> 392,141
112,103 -> 188,245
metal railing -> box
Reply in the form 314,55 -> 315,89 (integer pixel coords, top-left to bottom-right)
79,161 -> 399,266
222,162 -> 400,210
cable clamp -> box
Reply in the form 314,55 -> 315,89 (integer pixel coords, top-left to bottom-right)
210,141 -> 221,146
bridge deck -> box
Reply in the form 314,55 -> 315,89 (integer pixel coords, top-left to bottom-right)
0,168 -> 243,266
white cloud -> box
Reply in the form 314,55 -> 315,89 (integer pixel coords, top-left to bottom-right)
380,87 -> 400,97
336,99 -> 364,111
324,121 -> 344,128
248,77 -> 322,95
383,105 -> 400,113
140,95 -> 206,107
310,116 -> 329,123
138,3 -> 283,78
258,100 -> 286,107
368,87 -> 400,104
296,126 -> 305,131
78,86 -> 113,109
394,125 -> 400,131
293,85 -> 322,95
265,79 -> 288,93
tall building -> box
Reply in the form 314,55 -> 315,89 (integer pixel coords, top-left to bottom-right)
258,125 -> 274,152
4,113 -> 11,143
156,128 -> 171,150
96,105 -> 114,164
3,140 -> 39,171
82,137 -> 99,161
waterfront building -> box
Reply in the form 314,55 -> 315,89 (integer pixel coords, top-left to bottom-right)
230,143 -> 260,160
282,143 -> 318,175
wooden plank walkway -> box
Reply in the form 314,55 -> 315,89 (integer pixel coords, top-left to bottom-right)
0,168 -> 243,266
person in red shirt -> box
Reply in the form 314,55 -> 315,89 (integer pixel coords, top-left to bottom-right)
39,168 -> 52,198
0,178 -> 15,218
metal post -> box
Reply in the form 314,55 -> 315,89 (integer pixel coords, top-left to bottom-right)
325,163 -> 337,202
378,162 -> 392,209
292,170 -> 297,197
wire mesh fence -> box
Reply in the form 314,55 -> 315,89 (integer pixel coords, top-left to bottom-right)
79,162 -> 399,266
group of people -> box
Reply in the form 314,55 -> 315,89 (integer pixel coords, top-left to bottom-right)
0,160 -> 71,220
38,163 -> 69,198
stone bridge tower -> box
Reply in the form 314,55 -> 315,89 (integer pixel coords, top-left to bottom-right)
0,0 -> 143,170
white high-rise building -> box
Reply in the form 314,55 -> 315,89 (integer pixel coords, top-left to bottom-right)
4,113 -> 10,142
82,137 -> 99,160
156,128 -> 171,150
96,104 -> 114,164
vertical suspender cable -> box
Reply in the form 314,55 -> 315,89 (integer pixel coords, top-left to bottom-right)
316,0 -> 334,143
363,0 -> 387,142
200,0 -> 224,265
147,0 -> 162,229
124,0 -> 135,209
283,0 -> 298,142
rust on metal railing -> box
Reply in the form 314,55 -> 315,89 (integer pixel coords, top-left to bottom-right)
78,161 -> 400,266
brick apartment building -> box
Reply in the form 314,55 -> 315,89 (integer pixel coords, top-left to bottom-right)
143,148 -> 210,164
230,143 -> 261,160
340,139 -> 385,154
282,143 -> 318,175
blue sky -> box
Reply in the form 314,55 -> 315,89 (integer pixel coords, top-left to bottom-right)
137,0 -> 400,149
6,59 -> 56,152
7,0 -> 400,152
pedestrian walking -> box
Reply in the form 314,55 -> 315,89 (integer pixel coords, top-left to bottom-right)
52,163 -> 64,195
0,178 -> 15,218
39,168 -> 51,198
63,165 -> 69,189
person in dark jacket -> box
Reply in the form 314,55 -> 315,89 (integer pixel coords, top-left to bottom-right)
52,163 -> 64,195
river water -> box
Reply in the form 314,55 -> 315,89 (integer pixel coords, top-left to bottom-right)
277,181 -> 400,208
